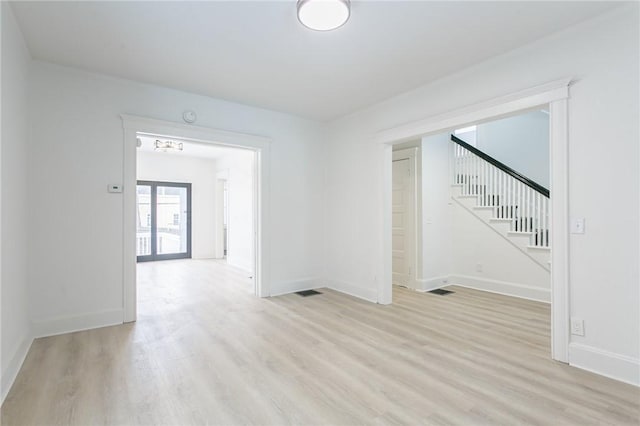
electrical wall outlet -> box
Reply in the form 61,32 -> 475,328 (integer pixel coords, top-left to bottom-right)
571,318 -> 585,336
475,263 -> 483,272
570,217 -> 585,234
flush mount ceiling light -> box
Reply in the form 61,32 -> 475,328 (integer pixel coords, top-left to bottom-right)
297,0 -> 350,31
154,140 -> 183,152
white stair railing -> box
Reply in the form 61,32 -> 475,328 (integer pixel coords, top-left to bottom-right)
450,135 -> 550,248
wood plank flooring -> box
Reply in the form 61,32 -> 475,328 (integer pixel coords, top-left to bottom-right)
2,259 -> 639,425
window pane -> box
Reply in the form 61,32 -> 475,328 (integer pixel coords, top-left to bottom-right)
156,186 -> 188,255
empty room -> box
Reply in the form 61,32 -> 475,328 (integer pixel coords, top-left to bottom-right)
1,1 -> 639,425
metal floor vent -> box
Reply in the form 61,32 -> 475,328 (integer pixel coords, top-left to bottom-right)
429,288 -> 454,296
296,289 -> 323,297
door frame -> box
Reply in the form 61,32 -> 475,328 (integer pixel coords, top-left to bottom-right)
215,172 -> 229,259
376,77 -> 571,363
121,115 -> 271,323
392,148 -> 419,289
136,180 -> 192,262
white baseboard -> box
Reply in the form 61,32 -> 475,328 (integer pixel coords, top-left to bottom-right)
569,342 -> 640,387
270,277 -> 322,297
326,280 -> 377,303
448,275 -> 550,303
1,333 -> 33,403
415,276 -> 450,292
31,309 -> 124,338
224,261 -> 253,276
226,257 -> 253,275
191,253 -> 217,260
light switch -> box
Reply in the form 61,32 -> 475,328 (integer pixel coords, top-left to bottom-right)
570,217 -> 585,234
108,184 -> 123,193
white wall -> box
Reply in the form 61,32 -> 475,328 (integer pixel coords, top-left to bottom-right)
454,128 -> 476,146
476,110 -> 550,188
216,149 -> 254,273
325,5 -> 639,384
27,61 -> 325,335
1,3 -> 32,400
137,151 -> 217,259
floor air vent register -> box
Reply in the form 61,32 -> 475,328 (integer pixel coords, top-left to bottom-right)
429,288 -> 454,296
296,289 -> 323,297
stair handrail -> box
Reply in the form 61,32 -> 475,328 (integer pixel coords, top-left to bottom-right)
450,134 -> 550,198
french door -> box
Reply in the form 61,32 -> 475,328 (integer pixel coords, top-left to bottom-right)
136,181 -> 192,262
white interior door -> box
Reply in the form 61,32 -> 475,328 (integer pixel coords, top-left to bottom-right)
392,156 -> 415,287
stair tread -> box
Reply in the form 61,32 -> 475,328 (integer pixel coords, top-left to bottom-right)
527,245 -> 551,251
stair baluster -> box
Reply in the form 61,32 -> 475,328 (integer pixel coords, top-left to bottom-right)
450,134 -> 550,250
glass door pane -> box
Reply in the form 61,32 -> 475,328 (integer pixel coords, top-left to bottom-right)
136,185 -> 152,257
137,181 -> 191,262
156,185 -> 189,256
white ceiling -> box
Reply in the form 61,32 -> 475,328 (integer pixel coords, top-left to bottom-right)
12,1 -> 620,121
138,135 -> 248,160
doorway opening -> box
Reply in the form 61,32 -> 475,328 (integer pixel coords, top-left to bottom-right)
135,135 -> 257,318
135,134 -> 256,287
389,109 -> 552,357
390,108 -> 551,293
380,78 -> 570,362
122,114 -> 272,323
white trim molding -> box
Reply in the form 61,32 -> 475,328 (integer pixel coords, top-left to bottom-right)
121,115 -> 272,147
31,309 -> 124,338
215,170 -> 229,259
380,143 -> 394,305
270,277 -> 322,297
378,78 -> 572,363
121,115 -> 272,323
226,257 -> 254,275
1,334 -> 33,403
569,343 -> 640,387
549,98 -> 570,363
449,275 -> 551,303
328,279 -> 378,303
415,276 -> 450,292
375,77 -> 572,144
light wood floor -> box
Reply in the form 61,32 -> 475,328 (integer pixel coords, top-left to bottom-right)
2,259 -> 639,425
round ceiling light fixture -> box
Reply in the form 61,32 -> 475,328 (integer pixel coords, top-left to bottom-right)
297,0 -> 350,31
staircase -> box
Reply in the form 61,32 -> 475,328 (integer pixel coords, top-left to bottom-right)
449,135 -> 550,271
